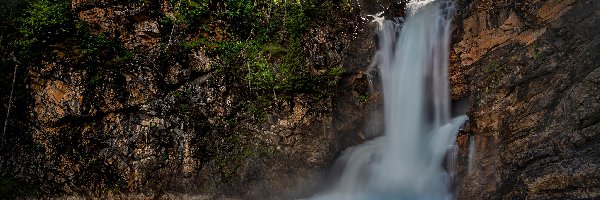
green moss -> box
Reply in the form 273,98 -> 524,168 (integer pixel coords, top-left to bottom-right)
485,86 -> 495,94
359,94 -> 371,104
483,61 -> 506,94
170,0 -> 210,28
88,74 -> 101,86
181,38 -> 210,49
172,88 -> 193,99
242,147 -> 255,158
324,65 -> 345,87
216,154 -> 238,181
178,103 -> 190,113
243,97 -> 270,123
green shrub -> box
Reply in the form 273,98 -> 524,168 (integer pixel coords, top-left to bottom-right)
168,0 -> 210,32
245,57 -> 277,90
17,0 -> 71,52
223,0 -> 262,39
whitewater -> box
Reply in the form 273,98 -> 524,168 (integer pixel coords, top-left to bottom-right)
309,0 -> 467,199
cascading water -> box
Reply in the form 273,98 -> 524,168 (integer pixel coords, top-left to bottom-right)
309,0 -> 467,199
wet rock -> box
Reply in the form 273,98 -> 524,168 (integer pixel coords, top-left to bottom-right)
451,0 -> 600,199
30,64 -> 87,124
76,2 -> 160,49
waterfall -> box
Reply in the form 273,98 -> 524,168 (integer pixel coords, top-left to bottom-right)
309,0 -> 467,199
467,133 -> 476,175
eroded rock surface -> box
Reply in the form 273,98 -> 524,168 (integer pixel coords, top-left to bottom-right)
2,0 -> 599,199
0,1 -> 381,199
452,0 -> 600,199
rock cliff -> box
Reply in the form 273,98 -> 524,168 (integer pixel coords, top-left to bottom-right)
452,0 -> 600,199
0,0 -> 598,199
1,0 -> 380,199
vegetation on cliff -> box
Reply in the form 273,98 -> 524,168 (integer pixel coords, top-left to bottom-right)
3,0 -> 597,199
0,0 -> 362,198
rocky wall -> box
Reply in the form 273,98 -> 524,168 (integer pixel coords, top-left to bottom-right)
451,0 -> 600,199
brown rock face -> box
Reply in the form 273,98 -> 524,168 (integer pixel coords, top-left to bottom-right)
75,1 -> 161,49
30,64 -> 87,124
0,0 -> 382,199
451,0 -> 600,199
